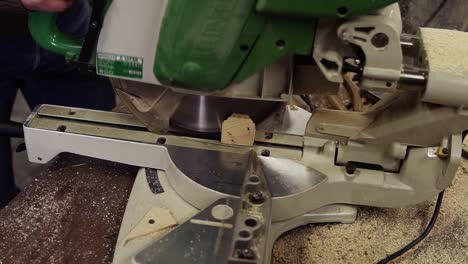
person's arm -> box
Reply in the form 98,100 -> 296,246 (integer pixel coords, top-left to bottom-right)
0,0 -> 28,13
0,0 -> 75,13
21,0 -> 74,12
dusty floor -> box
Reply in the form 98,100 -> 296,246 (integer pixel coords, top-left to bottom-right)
0,155 -> 137,264
1,155 -> 467,264
272,160 -> 468,264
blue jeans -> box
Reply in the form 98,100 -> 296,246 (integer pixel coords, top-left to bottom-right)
0,0 -> 115,206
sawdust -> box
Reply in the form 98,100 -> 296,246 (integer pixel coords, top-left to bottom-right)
0,154 -> 137,264
421,28 -> 468,77
272,160 -> 468,264
1,157 -> 468,263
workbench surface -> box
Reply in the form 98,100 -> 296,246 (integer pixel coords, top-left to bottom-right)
1,154 -> 467,264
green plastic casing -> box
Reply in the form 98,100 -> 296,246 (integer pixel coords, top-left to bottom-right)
28,0 -> 113,61
154,0 -> 398,91
28,0 -> 398,92
28,12 -> 83,60
256,0 -> 398,17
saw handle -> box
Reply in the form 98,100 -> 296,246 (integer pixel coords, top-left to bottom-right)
28,12 -> 83,60
28,0 -> 109,61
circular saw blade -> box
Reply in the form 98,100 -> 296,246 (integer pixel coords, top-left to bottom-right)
113,79 -> 280,136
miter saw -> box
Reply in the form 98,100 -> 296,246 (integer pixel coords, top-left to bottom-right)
23,0 -> 468,263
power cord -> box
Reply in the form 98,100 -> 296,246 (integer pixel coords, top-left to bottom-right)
377,191 -> 445,264
0,121 -> 24,138
422,0 -> 449,27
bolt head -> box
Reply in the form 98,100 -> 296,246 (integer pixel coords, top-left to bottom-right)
239,248 -> 255,259
345,162 -> 357,175
340,30 -> 351,41
249,192 -> 265,204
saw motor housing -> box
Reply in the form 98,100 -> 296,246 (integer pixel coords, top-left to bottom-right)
29,0 -> 398,94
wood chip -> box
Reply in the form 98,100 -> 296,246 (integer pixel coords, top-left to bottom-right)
221,114 -> 256,146
124,207 -> 178,245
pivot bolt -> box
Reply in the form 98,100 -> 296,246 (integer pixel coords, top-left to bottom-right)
371,33 -> 389,48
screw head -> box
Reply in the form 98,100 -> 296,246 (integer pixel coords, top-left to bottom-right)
371,33 -> 389,48
261,150 -> 270,157
264,133 -> 273,140
249,192 -> 265,204
340,30 -> 351,41
238,248 -> 255,259
442,148 -> 449,155
345,162 -> 357,175
157,137 -> 166,144
88,64 -> 96,73
90,21 -> 98,29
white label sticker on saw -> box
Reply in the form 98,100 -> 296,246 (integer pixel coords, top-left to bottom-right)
97,53 -> 143,79
428,147 -> 438,158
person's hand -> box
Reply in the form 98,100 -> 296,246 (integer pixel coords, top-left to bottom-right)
21,0 -> 75,12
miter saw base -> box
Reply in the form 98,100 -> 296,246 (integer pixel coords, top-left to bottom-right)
113,169 -> 357,264
23,104 -> 462,264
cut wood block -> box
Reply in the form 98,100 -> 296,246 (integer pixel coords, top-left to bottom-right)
221,114 -> 256,146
